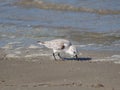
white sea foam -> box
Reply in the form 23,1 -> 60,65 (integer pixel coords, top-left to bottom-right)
2,44 -> 13,49
114,61 -> 120,64
92,55 -> 120,64
25,53 -> 50,58
14,51 -> 21,54
92,59 -> 110,62
6,54 -> 19,58
111,55 -> 120,64
1,34 -> 7,37
114,44 -> 120,46
28,44 -> 40,49
79,44 -> 95,47
8,42 -> 21,45
79,45 -> 86,47
10,36 -> 16,39
111,55 -> 120,58
15,47 -> 23,50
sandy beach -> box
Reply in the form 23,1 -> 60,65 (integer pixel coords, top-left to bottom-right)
0,50 -> 120,90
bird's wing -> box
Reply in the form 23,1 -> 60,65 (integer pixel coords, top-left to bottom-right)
53,42 -> 65,50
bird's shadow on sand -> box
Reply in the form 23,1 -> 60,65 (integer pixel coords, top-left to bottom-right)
63,57 -> 92,61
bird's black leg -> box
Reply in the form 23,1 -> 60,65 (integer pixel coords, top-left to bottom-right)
58,53 -> 64,60
53,53 -> 57,60
75,54 -> 79,61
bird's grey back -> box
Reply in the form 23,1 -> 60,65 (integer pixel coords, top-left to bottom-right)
43,39 -> 72,50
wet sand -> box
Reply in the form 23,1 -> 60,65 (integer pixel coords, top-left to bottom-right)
0,50 -> 120,90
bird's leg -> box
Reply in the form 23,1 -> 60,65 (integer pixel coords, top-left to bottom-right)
75,54 -> 79,61
53,53 -> 57,60
58,53 -> 64,60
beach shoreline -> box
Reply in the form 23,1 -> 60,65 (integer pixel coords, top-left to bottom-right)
0,50 -> 120,90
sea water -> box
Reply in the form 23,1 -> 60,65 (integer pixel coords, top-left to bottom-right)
0,0 -> 120,63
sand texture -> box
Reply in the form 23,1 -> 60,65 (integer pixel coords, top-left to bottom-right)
0,50 -> 120,90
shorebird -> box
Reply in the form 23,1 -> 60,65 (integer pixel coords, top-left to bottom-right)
37,39 -> 78,60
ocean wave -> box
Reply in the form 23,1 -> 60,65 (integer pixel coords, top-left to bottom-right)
92,55 -> 120,64
14,0 -> 120,15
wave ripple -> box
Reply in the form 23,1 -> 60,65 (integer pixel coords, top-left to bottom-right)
14,0 -> 120,15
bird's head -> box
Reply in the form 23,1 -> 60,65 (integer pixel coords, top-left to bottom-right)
66,45 -> 78,58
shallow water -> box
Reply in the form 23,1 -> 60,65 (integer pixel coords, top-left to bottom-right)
0,0 -> 120,63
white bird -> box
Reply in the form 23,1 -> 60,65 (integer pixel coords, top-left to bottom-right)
37,39 -> 78,60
